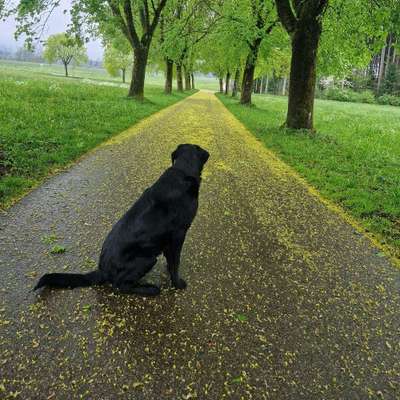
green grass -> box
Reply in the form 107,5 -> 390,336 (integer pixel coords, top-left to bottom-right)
218,93 -> 400,259
0,59 -> 220,90
0,62 -> 195,207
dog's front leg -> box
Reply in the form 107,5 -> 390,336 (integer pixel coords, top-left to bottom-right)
164,230 -> 187,289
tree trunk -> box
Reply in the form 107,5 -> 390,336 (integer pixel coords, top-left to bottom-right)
282,77 -> 287,95
225,71 -> 231,95
286,23 -> 321,130
261,76 -> 267,93
385,34 -> 392,77
128,46 -> 149,100
232,68 -> 240,97
240,40 -> 261,105
122,68 -> 126,83
377,45 -> 386,92
184,68 -> 191,90
240,60 -> 256,105
164,58 -> 173,94
219,78 -> 223,93
63,62 -> 68,77
265,75 -> 269,93
176,64 -> 183,92
191,73 -> 195,89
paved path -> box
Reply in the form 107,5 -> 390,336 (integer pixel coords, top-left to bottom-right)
1,91 -> 399,399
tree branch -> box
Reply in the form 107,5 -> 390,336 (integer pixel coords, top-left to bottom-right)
275,0 -> 297,35
123,0 -> 141,47
148,0 -> 168,40
107,0 -> 139,48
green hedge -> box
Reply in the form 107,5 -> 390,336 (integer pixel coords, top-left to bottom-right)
319,87 -> 400,106
321,88 -> 376,104
377,94 -> 400,107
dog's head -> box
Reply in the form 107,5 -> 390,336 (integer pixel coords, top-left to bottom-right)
171,144 -> 210,173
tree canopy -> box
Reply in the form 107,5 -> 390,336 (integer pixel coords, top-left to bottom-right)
43,33 -> 88,76
12,0 -> 400,128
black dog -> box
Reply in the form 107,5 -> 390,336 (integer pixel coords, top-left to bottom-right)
34,143 -> 209,296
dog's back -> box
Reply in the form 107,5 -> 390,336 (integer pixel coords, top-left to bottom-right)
34,144 -> 209,295
98,167 -> 199,276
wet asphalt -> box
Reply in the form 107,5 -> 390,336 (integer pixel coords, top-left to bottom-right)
0,91 -> 399,399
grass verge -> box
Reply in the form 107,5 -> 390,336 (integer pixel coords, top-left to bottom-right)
217,93 -> 400,260
0,69 -> 195,208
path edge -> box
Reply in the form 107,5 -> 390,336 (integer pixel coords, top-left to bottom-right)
214,93 -> 400,270
0,91 -> 198,213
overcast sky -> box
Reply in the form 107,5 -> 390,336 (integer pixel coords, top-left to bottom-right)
0,0 -> 104,60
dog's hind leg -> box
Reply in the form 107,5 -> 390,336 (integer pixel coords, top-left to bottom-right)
114,256 -> 160,296
164,230 -> 187,290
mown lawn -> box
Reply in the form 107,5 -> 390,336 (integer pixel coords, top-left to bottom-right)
218,93 -> 400,259
0,67 -> 195,207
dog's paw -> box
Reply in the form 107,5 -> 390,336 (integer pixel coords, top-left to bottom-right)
174,278 -> 187,290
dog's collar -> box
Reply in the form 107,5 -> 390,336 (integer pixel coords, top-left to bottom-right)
172,165 -> 201,180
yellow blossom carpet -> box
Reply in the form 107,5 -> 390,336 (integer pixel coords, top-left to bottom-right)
1,91 -> 399,399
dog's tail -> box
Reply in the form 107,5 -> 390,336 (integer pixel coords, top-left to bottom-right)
34,270 -> 105,290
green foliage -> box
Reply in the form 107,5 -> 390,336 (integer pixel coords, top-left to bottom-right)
198,0 -> 281,79
43,33 -> 88,68
0,64 -> 194,207
0,0 -> 13,19
382,63 -> 400,95
103,44 -> 132,80
318,0 -> 392,77
218,93 -> 400,257
321,88 -> 376,104
377,94 -> 400,107
50,245 -> 66,254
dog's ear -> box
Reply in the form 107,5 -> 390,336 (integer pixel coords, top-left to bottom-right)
171,149 -> 178,164
171,144 -> 185,164
200,149 -> 210,164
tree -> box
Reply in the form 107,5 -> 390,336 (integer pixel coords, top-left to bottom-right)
0,0 -> 13,20
43,33 -> 88,77
239,0 -> 277,105
160,0 -> 220,93
103,44 -> 132,82
85,0 -> 167,99
275,0 -> 398,130
16,0 -> 167,100
275,0 -> 328,130
382,62 -> 399,95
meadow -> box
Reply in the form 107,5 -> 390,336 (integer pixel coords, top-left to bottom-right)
218,93 -> 400,259
0,59 -> 220,90
0,60 -> 197,207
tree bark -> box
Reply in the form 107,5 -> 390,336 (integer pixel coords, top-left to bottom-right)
385,34 -> 392,77
225,71 -> 231,95
176,64 -> 183,92
282,77 -> 287,95
261,76 -> 267,93
240,40 -> 261,105
232,68 -> 240,97
128,46 -> 149,100
164,58 -> 173,94
219,78 -> 223,93
377,44 -> 386,92
63,62 -> 68,77
286,23 -> 321,129
191,73 -> 195,89
122,68 -> 126,83
184,68 -> 191,90
257,78 -> 262,93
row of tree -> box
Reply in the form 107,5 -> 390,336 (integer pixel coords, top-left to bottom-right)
10,0 -> 400,131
